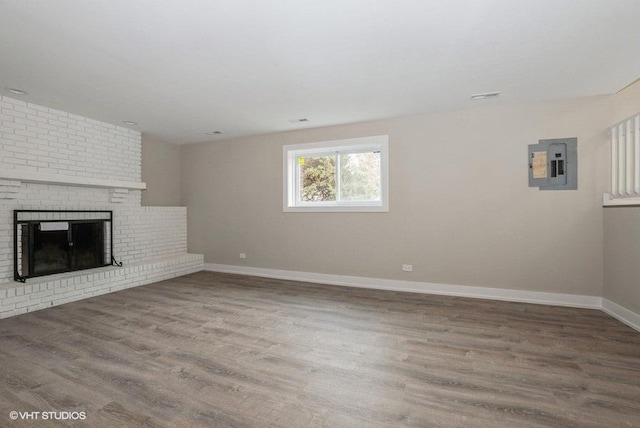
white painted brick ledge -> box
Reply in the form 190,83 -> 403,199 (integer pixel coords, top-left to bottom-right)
0,253 -> 204,319
0,169 -> 146,190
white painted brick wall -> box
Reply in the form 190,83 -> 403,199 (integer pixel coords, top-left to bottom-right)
0,95 -> 203,317
114,206 -> 188,264
0,95 -> 141,182
0,184 -> 189,282
0,254 -> 204,319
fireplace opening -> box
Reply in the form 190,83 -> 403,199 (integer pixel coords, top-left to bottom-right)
14,210 -> 114,282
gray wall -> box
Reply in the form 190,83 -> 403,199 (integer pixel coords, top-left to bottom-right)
141,135 -> 182,206
181,95 -> 611,296
603,207 -> 640,313
602,79 -> 640,313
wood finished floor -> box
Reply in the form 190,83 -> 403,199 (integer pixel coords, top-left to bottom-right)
1,271 -> 639,428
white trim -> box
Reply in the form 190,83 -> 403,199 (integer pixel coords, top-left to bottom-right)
603,193 -> 640,206
612,125 -> 618,196
0,169 -> 146,190
206,264 -> 640,332
282,205 -> 389,213
602,299 -> 640,332
204,263 -> 602,309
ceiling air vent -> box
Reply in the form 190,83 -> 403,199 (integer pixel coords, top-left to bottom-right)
470,92 -> 500,101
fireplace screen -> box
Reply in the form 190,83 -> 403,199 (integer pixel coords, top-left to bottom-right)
14,210 -> 113,282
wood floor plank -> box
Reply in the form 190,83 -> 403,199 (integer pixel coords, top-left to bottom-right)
1,271 -> 639,427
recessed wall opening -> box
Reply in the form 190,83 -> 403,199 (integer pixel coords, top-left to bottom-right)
14,210 -> 113,282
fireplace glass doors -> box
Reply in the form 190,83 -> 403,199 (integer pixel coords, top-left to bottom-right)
14,211 -> 113,281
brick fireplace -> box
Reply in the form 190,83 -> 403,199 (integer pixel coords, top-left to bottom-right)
0,95 -> 203,318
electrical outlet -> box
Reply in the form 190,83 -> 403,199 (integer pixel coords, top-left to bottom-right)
402,264 -> 413,272
239,253 -> 247,259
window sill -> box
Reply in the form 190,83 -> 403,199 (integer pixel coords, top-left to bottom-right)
283,205 -> 388,213
603,193 -> 640,207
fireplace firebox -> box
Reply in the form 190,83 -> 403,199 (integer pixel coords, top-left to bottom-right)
14,210 -> 114,282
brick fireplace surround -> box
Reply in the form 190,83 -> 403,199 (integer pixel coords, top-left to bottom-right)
0,95 -> 203,318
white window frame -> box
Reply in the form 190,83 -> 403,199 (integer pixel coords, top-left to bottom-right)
283,135 -> 389,212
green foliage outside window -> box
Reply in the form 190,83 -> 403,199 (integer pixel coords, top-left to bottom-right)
340,152 -> 381,201
300,156 -> 335,201
299,152 -> 380,202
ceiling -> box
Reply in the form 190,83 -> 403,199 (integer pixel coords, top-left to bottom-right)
1,0 -> 639,144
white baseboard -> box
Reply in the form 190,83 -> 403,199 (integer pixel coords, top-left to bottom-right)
204,264 -> 640,332
602,299 -> 640,332
204,263 -> 602,309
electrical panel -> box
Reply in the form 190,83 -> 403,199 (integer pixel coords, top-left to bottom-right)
528,138 -> 577,190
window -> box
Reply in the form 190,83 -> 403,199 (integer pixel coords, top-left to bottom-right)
283,135 -> 389,212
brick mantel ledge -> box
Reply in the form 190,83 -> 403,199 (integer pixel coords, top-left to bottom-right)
0,169 -> 146,190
